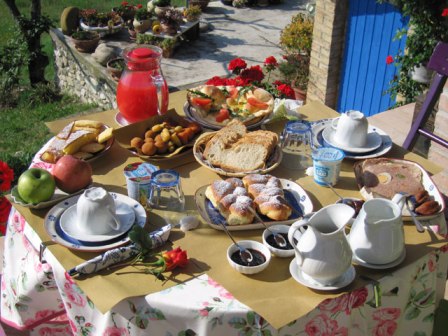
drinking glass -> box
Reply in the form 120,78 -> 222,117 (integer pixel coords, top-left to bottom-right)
148,170 -> 185,223
281,121 -> 313,170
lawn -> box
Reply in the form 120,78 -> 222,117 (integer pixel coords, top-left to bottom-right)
0,0 -> 186,179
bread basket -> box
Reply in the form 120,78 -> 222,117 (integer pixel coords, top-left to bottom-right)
193,132 -> 283,177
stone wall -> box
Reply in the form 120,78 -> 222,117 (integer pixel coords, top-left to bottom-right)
307,0 -> 348,108
50,28 -> 118,110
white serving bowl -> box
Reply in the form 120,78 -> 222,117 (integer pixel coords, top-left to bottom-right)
227,240 -> 271,275
262,224 -> 294,258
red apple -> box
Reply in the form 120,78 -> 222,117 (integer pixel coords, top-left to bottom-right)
53,155 -> 92,193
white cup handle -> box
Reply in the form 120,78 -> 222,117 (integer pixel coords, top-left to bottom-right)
106,207 -> 121,231
331,117 -> 339,131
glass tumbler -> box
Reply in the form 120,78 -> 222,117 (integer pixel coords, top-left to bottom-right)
148,169 -> 185,213
281,121 -> 313,170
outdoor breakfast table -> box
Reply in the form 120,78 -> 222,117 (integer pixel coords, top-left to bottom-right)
1,91 -> 448,335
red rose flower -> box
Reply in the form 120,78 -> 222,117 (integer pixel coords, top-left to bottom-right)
162,247 -> 188,271
264,56 -> 278,66
276,83 -> 295,99
386,55 -> 394,65
239,65 -> 264,84
121,1 -> 129,6
0,197 -> 11,224
137,4 -> 143,8
0,160 -> 14,192
442,8 -> 448,17
228,58 -> 247,74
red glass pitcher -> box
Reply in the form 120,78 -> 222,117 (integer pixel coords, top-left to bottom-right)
116,45 -> 169,124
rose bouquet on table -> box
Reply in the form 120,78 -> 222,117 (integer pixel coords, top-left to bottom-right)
0,161 -> 14,235
206,56 -> 296,99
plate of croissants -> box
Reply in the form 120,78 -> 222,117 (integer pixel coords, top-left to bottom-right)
195,174 -> 313,231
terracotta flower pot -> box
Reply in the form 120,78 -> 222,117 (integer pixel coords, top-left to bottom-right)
107,57 -> 125,81
71,32 -> 101,53
189,0 -> 210,11
292,85 -> 307,102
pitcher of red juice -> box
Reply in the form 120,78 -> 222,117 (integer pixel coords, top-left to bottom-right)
117,45 -> 169,124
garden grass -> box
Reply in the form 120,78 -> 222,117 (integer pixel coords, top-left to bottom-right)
0,0 -> 187,177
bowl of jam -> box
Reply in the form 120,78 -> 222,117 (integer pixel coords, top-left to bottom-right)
335,198 -> 365,225
227,240 -> 271,275
262,224 -> 294,258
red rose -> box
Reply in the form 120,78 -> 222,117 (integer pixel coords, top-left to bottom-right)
162,247 -> 188,271
121,1 -> 129,6
373,307 -> 401,321
345,287 -> 368,314
0,160 -> 14,192
264,56 -> 278,66
0,197 -> 11,224
239,65 -> 264,84
386,55 -> 394,65
228,58 -> 247,74
137,4 -> 143,8
373,319 -> 397,336
442,8 -> 448,17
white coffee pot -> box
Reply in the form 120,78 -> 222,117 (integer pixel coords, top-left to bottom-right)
288,204 -> 355,285
348,194 -> 406,265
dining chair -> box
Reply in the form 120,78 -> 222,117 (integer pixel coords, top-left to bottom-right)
402,42 -> 448,151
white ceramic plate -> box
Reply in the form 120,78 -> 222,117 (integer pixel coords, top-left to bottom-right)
352,248 -> 406,270
183,102 -> 270,130
354,158 -> 446,221
10,185 -> 85,210
44,192 -> 146,252
195,178 -> 313,231
311,119 -> 393,160
322,125 -> 382,153
59,202 -> 136,243
289,259 -> 356,291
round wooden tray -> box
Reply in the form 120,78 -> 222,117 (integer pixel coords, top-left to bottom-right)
192,132 -> 282,177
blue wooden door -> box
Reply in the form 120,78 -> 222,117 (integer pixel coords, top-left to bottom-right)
337,0 -> 408,116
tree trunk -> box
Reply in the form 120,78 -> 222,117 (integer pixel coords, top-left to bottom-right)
3,0 -> 49,85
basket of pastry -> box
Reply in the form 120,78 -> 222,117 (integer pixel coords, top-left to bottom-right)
185,85 -> 274,130
113,109 -> 202,161
193,119 -> 282,177
354,158 -> 445,220
41,120 -> 114,163
194,173 -> 314,231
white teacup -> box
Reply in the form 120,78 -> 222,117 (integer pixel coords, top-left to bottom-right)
76,187 -> 122,235
331,110 -> 368,148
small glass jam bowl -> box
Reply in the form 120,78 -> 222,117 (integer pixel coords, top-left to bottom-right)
227,240 -> 271,275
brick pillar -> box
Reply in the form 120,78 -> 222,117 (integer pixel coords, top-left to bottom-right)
307,0 -> 348,109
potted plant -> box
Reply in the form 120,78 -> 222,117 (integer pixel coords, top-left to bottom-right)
160,37 -> 177,57
183,5 -> 202,22
188,0 -> 210,11
113,1 -> 137,22
79,9 -> 124,36
152,0 -> 171,15
157,8 -> 183,35
133,4 -> 152,33
107,57 -> 126,81
278,12 -> 314,101
71,30 -> 101,53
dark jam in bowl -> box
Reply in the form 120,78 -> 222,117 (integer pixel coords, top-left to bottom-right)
266,232 -> 293,250
231,248 -> 266,267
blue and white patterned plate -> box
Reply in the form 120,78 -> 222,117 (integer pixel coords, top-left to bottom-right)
194,179 -> 313,231
44,192 -> 146,252
311,119 -> 393,160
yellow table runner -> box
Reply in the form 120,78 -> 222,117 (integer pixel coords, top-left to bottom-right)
12,93 -> 446,330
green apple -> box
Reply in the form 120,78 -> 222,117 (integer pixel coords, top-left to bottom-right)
17,168 -> 56,204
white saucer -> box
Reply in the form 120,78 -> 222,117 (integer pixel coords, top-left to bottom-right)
289,259 -> 356,291
352,248 -> 406,270
44,192 -> 146,252
60,201 -> 136,243
115,112 -> 131,127
322,125 -> 382,153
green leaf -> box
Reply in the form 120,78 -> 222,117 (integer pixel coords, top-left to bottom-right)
405,306 -> 421,320
247,311 -> 255,326
135,316 -> 149,329
422,312 -> 434,323
228,317 -> 247,329
88,298 -> 94,309
413,332 -> 426,336
34,284 -> 45,292
262,330 -> 273,336
413,289 -> 435,307
18,294 -> 32,302
147,308 -> 166,321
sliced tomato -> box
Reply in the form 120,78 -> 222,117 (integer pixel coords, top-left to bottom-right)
227,86 -> 239,99
247,96 -> 269,109
215,108 -> 230,122
191,97 -> 212,108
